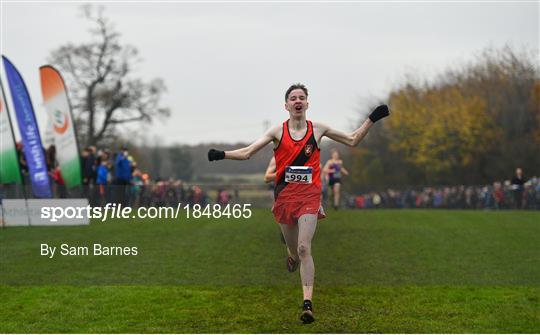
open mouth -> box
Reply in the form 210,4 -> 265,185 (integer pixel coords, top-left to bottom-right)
294,105 -> 303,111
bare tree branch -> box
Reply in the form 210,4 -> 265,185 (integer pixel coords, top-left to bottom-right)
47,4 -> 170,147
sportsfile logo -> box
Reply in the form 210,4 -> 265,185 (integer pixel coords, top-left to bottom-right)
40,203 -> 252,222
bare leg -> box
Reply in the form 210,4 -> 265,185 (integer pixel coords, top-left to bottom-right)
333,183 -> 341,208
297,214 -> 317,300
280,223 -> 299,260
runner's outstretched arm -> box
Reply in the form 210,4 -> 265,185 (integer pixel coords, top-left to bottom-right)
264,157 -> 277,183
317,105 -> 389,147
208,126 -> 280,161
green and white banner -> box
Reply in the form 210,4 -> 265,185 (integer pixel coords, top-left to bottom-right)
0,80 -> 22,184
40,65 -> 82,188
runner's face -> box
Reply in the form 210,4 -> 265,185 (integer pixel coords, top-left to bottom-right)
285,89 -> 308,116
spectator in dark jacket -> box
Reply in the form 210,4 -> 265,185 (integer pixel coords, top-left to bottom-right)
96,153 -> 109,206
81,147 -> 96,185
115,148 -> 132,183
511,168 -> 525,209
114,145 -> 132,205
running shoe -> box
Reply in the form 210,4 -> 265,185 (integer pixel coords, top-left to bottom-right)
300,299 -> 315,324
287,256 -> 299,272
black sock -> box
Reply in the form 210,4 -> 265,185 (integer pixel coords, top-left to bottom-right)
303,299 -> 312,310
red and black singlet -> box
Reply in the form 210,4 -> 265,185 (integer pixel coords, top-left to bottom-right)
274,120 -> 321,202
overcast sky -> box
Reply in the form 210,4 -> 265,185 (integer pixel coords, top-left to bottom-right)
1,1 -> 538,146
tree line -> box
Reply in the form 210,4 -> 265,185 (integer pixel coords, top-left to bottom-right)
348,46 -> 539,189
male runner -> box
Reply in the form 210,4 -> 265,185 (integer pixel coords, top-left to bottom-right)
208,83 -> 389,323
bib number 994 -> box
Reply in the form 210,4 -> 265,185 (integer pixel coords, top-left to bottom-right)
286,174 -> 309,183
285,166 -> 313,184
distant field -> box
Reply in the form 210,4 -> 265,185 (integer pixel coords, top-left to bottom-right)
1,210 -> 538,332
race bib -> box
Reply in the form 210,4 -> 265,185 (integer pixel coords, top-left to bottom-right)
285,166 -> 313,184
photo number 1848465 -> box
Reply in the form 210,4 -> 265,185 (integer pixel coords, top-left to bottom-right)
184,203 -> 252,219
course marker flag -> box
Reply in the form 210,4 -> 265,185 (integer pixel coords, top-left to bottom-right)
2,56 -> 52,198
0,79 -> 23,184
40,65 -> 82,188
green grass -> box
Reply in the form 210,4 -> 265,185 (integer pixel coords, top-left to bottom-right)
1,209 -> 539,332
1,285 -> 538,333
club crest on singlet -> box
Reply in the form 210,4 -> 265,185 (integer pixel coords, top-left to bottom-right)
304,144 -> 313,157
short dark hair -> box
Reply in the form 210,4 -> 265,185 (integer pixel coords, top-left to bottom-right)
285,83 -> 308,101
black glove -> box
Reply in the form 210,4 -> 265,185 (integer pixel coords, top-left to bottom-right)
208,149 -> 225,161
369,104 -> 390,123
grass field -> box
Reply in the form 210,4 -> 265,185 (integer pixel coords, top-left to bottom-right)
1,209 -> 539,333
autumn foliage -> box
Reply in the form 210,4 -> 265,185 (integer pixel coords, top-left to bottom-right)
350,46 -> 539,188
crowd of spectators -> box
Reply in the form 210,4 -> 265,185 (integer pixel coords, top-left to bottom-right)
11,143 -> 216,207
11,142 -> 539,210
78,145 -> 219,207
344,172 -> 540,210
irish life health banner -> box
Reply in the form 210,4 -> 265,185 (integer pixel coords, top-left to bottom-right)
0,80 -> 23,184
40,66 -> 82,188
2,56 -> 52,198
